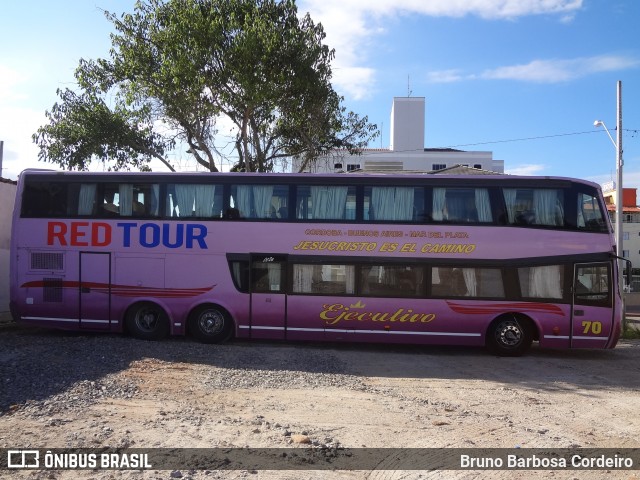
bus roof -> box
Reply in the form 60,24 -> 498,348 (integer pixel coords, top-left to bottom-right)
18,168 -> 601,190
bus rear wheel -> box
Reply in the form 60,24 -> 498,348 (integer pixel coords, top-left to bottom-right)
486,314 -> 533,357
189,305 -> 233,344
125,302 -> 169,341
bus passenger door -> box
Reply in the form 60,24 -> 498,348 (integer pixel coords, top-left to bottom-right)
571,263 -> 613,348
249,254 -> 287,340
79,252 -> 112,330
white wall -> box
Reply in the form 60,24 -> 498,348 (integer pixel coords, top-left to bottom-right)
306,148 -> 502,174
0,179 -> 17,314
390,97 -> 425,153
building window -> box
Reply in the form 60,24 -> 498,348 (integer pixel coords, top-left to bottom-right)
346,164 -> 361,172
623,250 -> 629,258
623,232 -> 630,240
432,164 -> 446,171
474,164 -> 482,169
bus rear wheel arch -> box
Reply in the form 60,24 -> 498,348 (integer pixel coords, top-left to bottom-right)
125,301 -> 170,341
188,304 -> 234,344
486,313 -> 535,357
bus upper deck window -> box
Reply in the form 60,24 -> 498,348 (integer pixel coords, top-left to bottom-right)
432,188 -> 492,223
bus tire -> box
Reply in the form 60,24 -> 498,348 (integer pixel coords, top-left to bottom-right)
125,302 -> 170,341
188,304 -> 233,344
486,314 -> 533,357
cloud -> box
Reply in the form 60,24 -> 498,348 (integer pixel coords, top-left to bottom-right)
505,164 -> 547,176
427,55 -> 640,84
0,106 -> 47,180
481,55 -> 640,83
0,65 -> 28,102
301,0 -> 583,20
426,69 -> 466,84
298,0 -> 584,98
332,66 -> 377,101
588,166 -> 640,191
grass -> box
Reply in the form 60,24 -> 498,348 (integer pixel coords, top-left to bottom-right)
622,319 -> 640,339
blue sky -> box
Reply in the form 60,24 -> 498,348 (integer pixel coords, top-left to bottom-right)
1,0 -> 639,193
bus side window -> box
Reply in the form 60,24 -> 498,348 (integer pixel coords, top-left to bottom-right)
252,262 -> 284,293
277,206 -> 288,219
504,188 -> 564,227
360,265 -> 423,297
296,185 -> 356,221
70,183 -> 97,216
577,193 -> 607,232
518,265 -> 564,299
575,264 -> 610,304
167,183 -> 223,218
432,188 -> 492,223
252,268 -> 270,292
229,261 -> 249,292
364,186 -> 423,222
103,203 -> 119,216
21,181 -> 69,217
292,264 -> 355,294
431,268 -> 467,296
230,184 -> 289,220
431,267 -> 505,298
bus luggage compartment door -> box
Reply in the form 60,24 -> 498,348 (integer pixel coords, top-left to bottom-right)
571,262 -> 613,348
79,252 -> 112,330
249,254 -> 287,340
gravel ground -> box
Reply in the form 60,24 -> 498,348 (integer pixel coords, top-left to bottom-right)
1,319 -> 640,480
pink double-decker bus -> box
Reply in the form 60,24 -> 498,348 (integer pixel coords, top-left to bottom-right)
10,169 -> 624,355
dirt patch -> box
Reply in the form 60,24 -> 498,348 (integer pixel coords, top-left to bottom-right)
1,323 -> 639,479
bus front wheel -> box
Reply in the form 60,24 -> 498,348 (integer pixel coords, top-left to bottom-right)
125,302 -> 170,341
486,314 -> 533,357
188,305 -> 233,344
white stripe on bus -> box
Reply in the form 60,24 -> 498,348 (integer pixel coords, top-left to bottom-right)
22,316 -> 116,324
240,325 -> 480,337
543,335 -> 608,341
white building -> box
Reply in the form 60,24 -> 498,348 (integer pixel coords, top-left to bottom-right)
0,177 -> 17,316
298,97 -> 504,174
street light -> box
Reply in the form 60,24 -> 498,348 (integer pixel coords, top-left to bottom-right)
593,120 -> 616,145
594,80 -> 624,291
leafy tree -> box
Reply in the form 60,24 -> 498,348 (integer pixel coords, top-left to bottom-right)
33,0 -> 378,172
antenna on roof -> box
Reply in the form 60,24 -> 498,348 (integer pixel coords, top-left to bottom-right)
407,75 -> 412,97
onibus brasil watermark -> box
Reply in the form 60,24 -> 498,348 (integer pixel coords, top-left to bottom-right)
3,448 -> 639,471
461,453 -> 635,469
6,450 -> 151,469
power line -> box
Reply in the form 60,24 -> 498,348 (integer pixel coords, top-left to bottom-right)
354,128 -> 638,156
436,128 -> 639,150
440,130 -> 597,148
